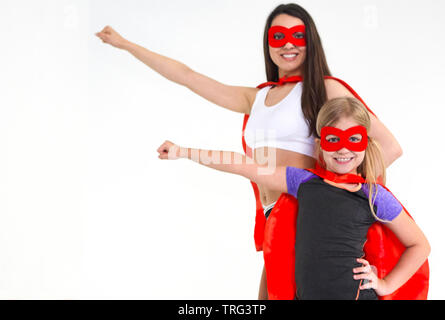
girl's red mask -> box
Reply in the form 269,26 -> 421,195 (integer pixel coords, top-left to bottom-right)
320,125 -> 368,152
268,25 -> 306,48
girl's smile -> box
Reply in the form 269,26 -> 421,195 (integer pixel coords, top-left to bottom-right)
333,156 -> 355,164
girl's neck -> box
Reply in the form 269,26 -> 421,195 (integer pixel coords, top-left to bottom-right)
322,166 -> 361,192
323,179 -> 362,193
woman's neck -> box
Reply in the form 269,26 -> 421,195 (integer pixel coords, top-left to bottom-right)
278,69 -> 303,78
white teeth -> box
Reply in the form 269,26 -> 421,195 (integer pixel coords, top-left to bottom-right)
335,158 -> 352,162
282,54 -> 297,58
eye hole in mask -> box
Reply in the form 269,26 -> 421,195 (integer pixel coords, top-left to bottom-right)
320,126 -> 368,152
273,32 -> 285,40
268,25 -> 306,47
326,134 -> 363,143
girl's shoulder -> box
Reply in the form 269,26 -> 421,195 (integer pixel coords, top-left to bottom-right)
362,183 -> 403,222
286,167 -> 318,198
286,166 -> 318,181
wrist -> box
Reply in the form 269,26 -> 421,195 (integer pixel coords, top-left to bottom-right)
121,39 -> 135,51
177,146 -> 189,159
376,278 -> 394,296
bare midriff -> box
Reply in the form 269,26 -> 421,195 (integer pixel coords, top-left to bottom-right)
253,146 -> 316,206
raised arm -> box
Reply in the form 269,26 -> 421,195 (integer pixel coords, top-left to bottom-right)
325,79 -> 403,167
96,26 -> 257,114
157,140 -> 287,193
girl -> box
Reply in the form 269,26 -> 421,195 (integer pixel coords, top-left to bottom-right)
157,97 -> 430,300
96,4 -> 402,299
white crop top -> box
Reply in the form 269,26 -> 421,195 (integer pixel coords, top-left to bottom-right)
244,82 -> 316,158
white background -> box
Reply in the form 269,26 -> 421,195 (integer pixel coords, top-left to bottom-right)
0,0 -> 444,299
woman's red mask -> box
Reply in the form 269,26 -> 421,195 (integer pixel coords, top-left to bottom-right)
268,25 -> 306,48
320,126 -> 368,152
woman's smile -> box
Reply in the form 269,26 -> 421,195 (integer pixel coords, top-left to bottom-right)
280,51 -> 299,62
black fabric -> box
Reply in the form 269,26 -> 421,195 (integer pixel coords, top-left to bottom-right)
357,288 -> 378,300
295,178 -> 377,300
264,207 -> 273,219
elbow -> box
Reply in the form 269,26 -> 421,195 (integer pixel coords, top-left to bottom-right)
395,144 -> 403,161
421,240 -> 431,267
391,141 -> 403,163
179,66 -> 195,87
385,144 -> 403,168
409,237 -> 431,262
424,239 -> 431,258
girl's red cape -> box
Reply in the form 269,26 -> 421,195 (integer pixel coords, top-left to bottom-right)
241,76 -> 429,300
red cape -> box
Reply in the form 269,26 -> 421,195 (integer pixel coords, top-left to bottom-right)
241,76 -> 429,300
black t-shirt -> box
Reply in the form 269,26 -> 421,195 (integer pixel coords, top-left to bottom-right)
286,167 -> 402,300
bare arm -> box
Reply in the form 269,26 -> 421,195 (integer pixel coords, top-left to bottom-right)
378,211 -> 430,295
325,79 -> 403,167
354,210 -> 430,296
157,140 -> 287,193
96,26 -> 257,114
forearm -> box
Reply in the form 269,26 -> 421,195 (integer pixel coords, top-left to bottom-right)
122,41 -> 192,86
118,40 -> 254,114
381,244 -> 430,295
158,140 -> 285,190
180,147 -> 255,178
179,146 -> 286,193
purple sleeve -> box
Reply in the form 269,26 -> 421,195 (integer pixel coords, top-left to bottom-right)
363,184 -> 403,221
286,167 -> 316,199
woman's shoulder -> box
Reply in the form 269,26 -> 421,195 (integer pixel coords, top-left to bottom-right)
324,77 -> 356,100
244,86 -> 262,112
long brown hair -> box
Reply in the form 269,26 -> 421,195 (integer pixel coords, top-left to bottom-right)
263,3 -> 332,136
315,97 -> 387,221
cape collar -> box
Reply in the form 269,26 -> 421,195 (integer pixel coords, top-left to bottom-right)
306,162 -> 366,184
257,75 -> 303,89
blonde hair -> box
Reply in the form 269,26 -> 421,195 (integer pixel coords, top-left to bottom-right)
315,97 -> 387,221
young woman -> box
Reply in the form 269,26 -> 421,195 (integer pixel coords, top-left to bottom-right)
96,4 -> 402,299
157,97 -> 430,300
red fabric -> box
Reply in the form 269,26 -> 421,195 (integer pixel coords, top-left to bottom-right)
242,115 -> 265,251
263,194 -> 298,300
307,162 -> 365,184
257,75 -> 303,89
241,76 -> 429,299
268,25 -> 306,48
320,125 -> 368,152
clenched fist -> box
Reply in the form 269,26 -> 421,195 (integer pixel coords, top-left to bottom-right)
157,140 -> 181,160
95,25 -> 129,49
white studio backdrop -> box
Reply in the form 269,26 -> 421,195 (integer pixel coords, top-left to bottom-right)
0,0 -> 444,299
